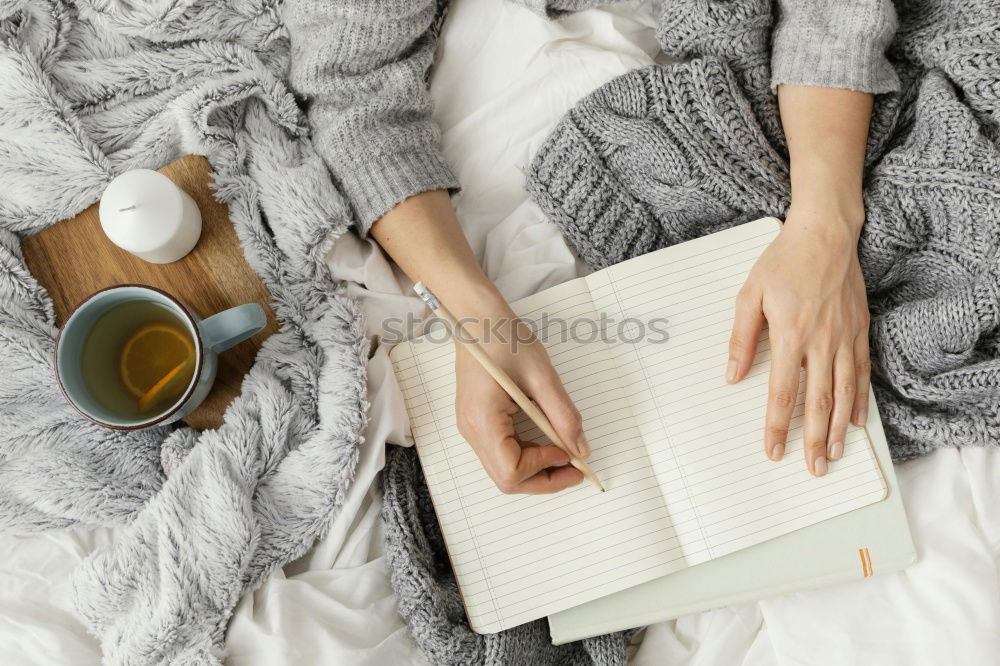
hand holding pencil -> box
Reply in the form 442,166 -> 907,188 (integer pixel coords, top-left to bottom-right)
414,282 -> 605,493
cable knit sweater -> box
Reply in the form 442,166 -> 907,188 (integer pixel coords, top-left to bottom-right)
283,0 -> 899,234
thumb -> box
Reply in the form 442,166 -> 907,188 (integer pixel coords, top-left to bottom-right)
530,376 -> 588,458
727,287 -> 765,384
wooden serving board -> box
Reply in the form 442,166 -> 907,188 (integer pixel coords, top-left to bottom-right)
22,154 -> 278,430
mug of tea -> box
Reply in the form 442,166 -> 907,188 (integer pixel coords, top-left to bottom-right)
55,284 -> 266,429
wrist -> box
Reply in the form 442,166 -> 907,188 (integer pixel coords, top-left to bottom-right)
789,182 -> 864,239
446,284 -> 533,366
783,204 -> 865,255
785,201 -> 865,242
431,275 -> 512,319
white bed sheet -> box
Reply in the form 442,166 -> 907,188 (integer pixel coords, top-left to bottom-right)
2,2 -> 998,665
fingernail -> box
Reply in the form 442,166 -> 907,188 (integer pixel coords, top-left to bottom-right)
725,359 -> 738,383
575,434 -> 591,458
769,443 -> 784,461
853,407 -> 868,426
813,456 -> 828,477
829,441 -> 844,461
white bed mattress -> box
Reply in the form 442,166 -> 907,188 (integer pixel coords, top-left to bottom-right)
2,2 -> 998,664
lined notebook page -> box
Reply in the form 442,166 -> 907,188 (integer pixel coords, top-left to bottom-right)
586,217 -> 887,565
391,278 -> 693,634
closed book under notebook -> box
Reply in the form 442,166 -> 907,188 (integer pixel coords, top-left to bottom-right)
389,218 -> 894,634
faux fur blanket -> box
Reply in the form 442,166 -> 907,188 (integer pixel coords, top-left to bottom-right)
0,1 -> 367,663
382,0 -> 1000,664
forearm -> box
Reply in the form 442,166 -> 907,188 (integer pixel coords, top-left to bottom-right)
371,190 -> 509,319
778,85 -> 873,237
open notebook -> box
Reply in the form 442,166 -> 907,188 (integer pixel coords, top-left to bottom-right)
389,218 -> 888,634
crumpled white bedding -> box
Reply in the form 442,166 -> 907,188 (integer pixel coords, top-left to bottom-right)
1,1 -> 998,665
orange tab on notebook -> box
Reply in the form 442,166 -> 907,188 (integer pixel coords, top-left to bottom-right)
859,548 -> 873,577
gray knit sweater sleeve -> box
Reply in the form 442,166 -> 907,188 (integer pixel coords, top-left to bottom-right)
282,0 -> 459,234
772,0 -> 900,93
281,0 -> 608,234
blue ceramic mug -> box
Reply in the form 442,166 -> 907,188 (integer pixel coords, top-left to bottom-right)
55,284 -> 266,429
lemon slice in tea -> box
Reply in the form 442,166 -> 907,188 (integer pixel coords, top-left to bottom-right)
120,323 -> 195,398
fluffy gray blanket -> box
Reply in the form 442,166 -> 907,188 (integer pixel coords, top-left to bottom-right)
0,1 -> 367,663
383,0 -> 1000,664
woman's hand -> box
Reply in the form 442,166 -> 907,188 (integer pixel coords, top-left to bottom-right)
452,293 -> 586,494
727,84 -> 875,476
371,189 -> 586,495
727,207 -> 870,476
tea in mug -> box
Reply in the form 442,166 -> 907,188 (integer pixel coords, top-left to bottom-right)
80,300 -> 196,419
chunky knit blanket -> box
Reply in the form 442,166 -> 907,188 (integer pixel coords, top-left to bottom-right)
0,1 -> 367,663
382,0 -> 1000,663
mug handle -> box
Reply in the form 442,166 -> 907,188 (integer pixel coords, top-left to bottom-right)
199,304 -> 267,354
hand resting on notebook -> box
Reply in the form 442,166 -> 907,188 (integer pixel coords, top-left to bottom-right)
726,86 -> 874,478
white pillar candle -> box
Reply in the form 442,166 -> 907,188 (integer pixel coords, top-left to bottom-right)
99,169 -> 203,264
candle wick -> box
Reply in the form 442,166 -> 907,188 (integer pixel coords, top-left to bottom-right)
119,205 -> 138,212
